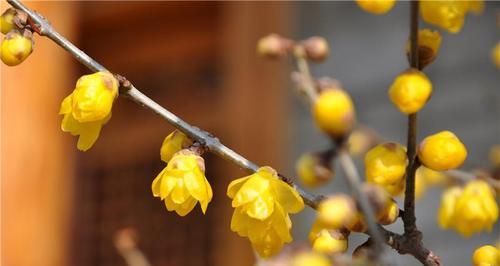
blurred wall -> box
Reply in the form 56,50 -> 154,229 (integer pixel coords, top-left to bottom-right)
289,1 -> 499,266
1,3 -> 79,266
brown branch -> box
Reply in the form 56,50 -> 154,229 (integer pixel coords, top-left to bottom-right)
403,0 -> 421,237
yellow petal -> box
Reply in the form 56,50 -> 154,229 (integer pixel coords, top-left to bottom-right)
251,229 -> 283,258
160,175 -> 177,199
271,179 -> 304,214
232,175 -> 269,208
175,197 -> 197,216
271,204 -> 292,243
151,167 -> 167,197
227,176 -> 250,199
76,121 -> 102,151
61,113 -> 80,134
184,169 -> 208,202
231,207 -> 250,236
244,192 -> 275,220
59,94 -> 73,114
199,179 -> 213,214
171,178 -> 189,204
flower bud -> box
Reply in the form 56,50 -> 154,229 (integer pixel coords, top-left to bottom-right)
365,142 -> 408,186
0,8 -> 16,34
302,36 -> 329,62
317,195 -> 356,229
313,88 -> 356,138
388,69 -> 432,114
378,199 -> 399,225
257,34 -> 293,59
355,0 -> 396,15
1,29 -> 33,66
160,130 -> 193,163
406,29 -> 442,69
308,220 -> 349,255
296,153 -> 333,188
472,245 -> 499,266
418,131 -> 467,171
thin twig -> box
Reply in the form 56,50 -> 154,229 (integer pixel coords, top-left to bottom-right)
293,47 -> 319,102
403,0 -> 421,237
6,0 -> 321,209
338,150 -> 385,255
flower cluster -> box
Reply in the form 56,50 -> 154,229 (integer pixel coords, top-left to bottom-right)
1,9 -> 34,66
438,180 -> 498,237
60,72 -> 118,151
152,149 -> 213,216
227,167 -> 304,257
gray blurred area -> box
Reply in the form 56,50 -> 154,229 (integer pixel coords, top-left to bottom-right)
288,1 -> 499,266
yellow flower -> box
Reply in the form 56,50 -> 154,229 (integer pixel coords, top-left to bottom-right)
313,88 -> 356,138
389,69 -> 432,114
292,252 -> 331,266
383,178 -> 406,196
418,131 -> 467,171
355,0 -> 396,15
492,43 -> 500,69
473,245 -> 499,266
438,186 -> 463,229
406,29 -> 442,68
60,72 -> 118,151
452,180 -> 498,237
160,130 -> 193,163
365,142 -> 408,186
1,30 -> 32,66
317,195 -> 356,229
227,167 -> 304,257
295,153 -> 333,188
308,220 -> 348,254
0,8 -> 16,34
152,150 -> 212,216
420,0 -> 468,33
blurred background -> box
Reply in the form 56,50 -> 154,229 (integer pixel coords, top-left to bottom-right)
1,1 -> 498,266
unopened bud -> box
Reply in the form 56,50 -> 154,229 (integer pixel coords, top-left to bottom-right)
0,8 -> 16,34
296,152 -> 334,188
302,36 -> 329,62
257,34 -> 293,59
